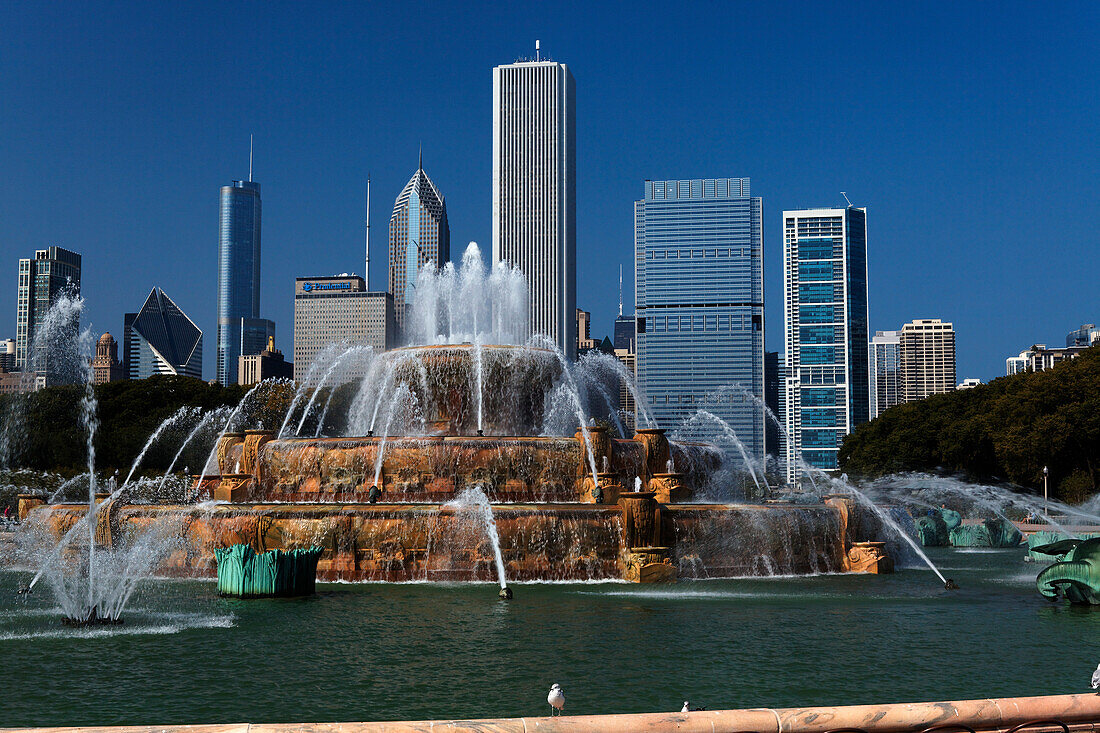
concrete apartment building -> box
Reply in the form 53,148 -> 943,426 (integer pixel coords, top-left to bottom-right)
899,319 -> 956,402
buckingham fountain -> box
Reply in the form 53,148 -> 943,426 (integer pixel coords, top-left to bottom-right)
11,244 -> 895,620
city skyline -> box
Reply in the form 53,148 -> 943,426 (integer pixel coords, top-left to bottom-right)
1,3 -> 1097,383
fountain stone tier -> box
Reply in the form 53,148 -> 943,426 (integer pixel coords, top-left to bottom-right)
26,342 -> 895,584
372,344 -> 564,436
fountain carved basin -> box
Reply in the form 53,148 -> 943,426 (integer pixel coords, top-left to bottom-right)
24,344 -> 892,584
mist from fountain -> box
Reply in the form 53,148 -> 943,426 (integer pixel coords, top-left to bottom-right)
295,345 -> 375,436
197,378 -> 292,480
861,473 -> 1100,537
446,486 -> 508,590
277,343 -> 345,438
673,410 -> 763,494
121,406 -> 199,490
371,385 -> 421,489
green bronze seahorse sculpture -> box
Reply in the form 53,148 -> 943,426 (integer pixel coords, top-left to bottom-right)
1035,537 -> 1100,605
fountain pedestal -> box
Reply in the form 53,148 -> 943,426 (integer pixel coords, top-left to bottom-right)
17,493 -> 45,522
845,541 -> 894,574
649,472 -> 689,504
213,474 -> 253,503
633,428 -> 670,481
622,546 -> 677,583
582,473 -> 622,504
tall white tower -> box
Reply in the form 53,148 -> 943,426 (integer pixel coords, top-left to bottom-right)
492,53 -> 576,358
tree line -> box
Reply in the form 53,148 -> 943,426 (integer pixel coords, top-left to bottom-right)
839,347 -> 1100,502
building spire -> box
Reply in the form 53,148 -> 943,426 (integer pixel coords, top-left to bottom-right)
618,264 -> 623,316
249,134 -> 254,181
365,175 -> 371,290
418,142 -> 422,172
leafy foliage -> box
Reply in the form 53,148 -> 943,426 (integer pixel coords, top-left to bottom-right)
0,376 -> 259,474
840,347 -> 1100,500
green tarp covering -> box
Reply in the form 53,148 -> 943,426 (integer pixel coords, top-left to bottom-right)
1036,537 -> 1100,605
214,544 -> 323,598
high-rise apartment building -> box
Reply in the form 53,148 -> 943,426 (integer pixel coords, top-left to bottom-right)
492,56 -> 576,358
1007,344 -> 1089,375
576,308 -> 596,352
16,246 -> 81,377
0,339 -> 15,372
217,179 -> 262,386
782,207 -> 869,483
636,178 -> 764,460
293,276 -> 395,381
899,319 -> 956,402
123,288 -> 203,380
1067,324 -> 1100,347
869,330 -> 901,419
388,158 -> 449,333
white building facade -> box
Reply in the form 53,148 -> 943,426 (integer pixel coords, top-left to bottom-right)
492,58 -> 576,358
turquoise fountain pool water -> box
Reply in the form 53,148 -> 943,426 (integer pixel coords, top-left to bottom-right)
1,547 -> 1094,727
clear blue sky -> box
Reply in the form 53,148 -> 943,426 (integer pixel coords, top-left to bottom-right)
2,2 -> 1097,382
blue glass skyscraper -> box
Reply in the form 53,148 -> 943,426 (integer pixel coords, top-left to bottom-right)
782,207 -> 869,484
217,179 -> 262,386
635,178 -> 765,460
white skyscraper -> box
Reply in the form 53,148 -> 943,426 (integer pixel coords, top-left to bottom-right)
492,53 -> 576,358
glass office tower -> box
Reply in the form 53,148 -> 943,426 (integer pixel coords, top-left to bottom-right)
635,178 -> 765,460
217,180 -> 262,386
388,157 -> 449,333
16,246 -> 82,383
782,207 -> 869,483
869,330 -> 901,419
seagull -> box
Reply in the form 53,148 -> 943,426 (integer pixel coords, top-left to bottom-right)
682,701 -> 690,713
547,683 -> 565,716
1092,663 -> 1100,692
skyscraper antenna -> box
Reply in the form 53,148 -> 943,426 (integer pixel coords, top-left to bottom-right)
418,142 -> 422,172
536,39 -> 541,61
365,176 -> 371,290
618,264 -> 623,317
249,134 -> 253,181
841,191 -> 853,207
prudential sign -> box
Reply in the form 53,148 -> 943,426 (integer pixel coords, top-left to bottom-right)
300,281 -> 353,293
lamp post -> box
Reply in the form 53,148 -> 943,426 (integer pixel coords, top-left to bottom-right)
1043,465 -> 1049,506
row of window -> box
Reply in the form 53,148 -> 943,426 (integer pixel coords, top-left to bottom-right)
643,248 -> 758,260
645,314 -> 761,333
